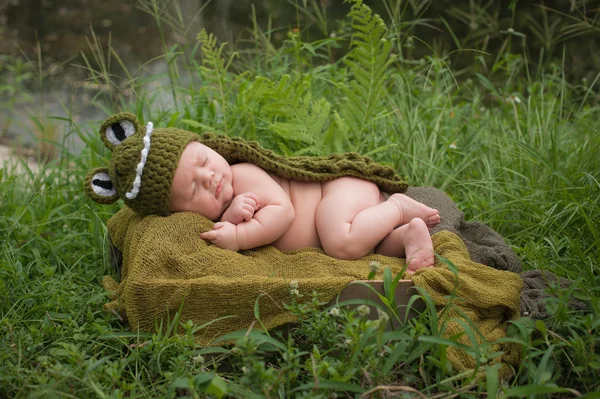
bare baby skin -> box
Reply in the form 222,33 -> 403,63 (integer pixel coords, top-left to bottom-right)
170,142 -> 440,272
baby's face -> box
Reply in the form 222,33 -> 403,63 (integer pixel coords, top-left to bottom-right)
170,141 -> 234,221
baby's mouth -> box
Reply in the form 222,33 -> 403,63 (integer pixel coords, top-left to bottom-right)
215,177 -> 223,197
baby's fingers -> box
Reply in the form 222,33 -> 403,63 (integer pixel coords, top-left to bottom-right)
242,209 -> 253,221
243,193 -> 260,208
243,198 -> 259,210
242,202 -> 257,213
201,223 -> 226,240
200,230 -> 217,240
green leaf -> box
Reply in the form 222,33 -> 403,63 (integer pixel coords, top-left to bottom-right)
205,374 -> 228,398
535,319 -> 547,338
535,345 -> 555,385
503,385 -> 572,397
254,292 -> 264,320
180,119 -> 202,128
193,372 -> 215,387
170,377 -> 192,390
383,341 -> 408,375
418,335 -> 471,352
486,364 -> 501,399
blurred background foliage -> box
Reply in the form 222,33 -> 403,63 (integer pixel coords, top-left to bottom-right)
1,0 -> 599,87
1,0 -> 598,156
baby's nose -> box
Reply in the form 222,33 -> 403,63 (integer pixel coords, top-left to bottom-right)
199,169 -> 214,188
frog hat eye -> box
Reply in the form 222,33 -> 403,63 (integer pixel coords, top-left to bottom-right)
106,120 -> 135,146
99,112 -> 141,151
84,167 -> 119,204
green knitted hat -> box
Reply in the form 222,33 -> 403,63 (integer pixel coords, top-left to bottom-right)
84,112 -> 199,216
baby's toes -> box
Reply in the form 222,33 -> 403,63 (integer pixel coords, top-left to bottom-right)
426,215 -> 440,228
409,254 -> 434,272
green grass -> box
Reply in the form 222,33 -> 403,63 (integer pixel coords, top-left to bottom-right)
1,0 -> 599,397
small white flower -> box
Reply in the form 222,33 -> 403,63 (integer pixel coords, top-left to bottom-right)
376,308 -> 390,323
449,142 -> 458,150
289,280 -> 298,289
329,31 -> 336,38
290,288 -> 299,297
329,307 -> 340,317
192,354 -> 205,364
369,261 -> 381,274
506,95 -> 522,104
357,304 -> 370,317
241,366 -> 249,373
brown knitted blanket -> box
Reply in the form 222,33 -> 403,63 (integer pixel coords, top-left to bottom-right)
404,187 -> 582,319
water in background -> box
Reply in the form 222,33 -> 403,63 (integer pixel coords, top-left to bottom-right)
0,0 -> 288,156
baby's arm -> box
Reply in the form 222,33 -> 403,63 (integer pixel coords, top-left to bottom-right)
233,163 -> 295,249
202,163 -> 295,251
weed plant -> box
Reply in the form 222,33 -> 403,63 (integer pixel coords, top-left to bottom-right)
1,0 -> 599,397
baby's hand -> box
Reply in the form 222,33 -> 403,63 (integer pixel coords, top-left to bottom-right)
200,221 -> 239,251
220,192 -> 260,225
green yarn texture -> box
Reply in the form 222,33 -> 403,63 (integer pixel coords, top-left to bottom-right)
200,132 -> 408,194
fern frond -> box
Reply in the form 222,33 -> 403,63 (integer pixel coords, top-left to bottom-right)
197,29 -> 236,135
317,110 -> 349,155
271,95 -> 331,145
340,0 -> 395,145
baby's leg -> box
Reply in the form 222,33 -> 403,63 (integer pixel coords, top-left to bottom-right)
375,218 -> 435,273
388,193 -> 440,228
316,177 -> 405,260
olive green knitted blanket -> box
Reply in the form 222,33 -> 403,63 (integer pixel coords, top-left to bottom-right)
103,207 -> 522,375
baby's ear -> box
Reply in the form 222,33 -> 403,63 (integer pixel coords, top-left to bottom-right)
84,167 -> 120,204
99,112 -> 141,151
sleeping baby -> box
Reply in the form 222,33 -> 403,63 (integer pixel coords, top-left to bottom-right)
85,113 -> 440,273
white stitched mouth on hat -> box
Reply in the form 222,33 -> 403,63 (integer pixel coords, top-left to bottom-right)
125,122 -> 153,200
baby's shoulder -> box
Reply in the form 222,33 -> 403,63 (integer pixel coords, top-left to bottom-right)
231,162 -> 268,176
231,163 -> 279,189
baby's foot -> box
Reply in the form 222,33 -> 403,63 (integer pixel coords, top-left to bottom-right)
389,193 -> 440,228
404,219 -> 435,273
